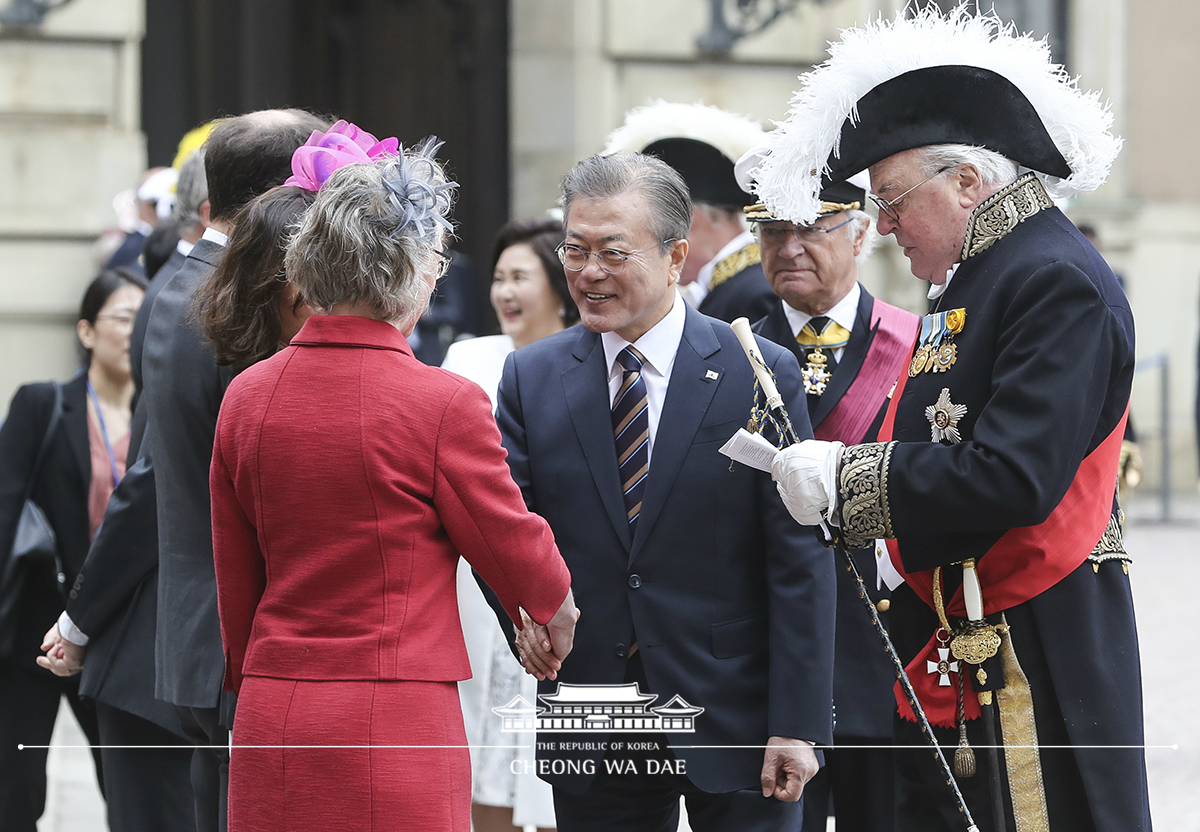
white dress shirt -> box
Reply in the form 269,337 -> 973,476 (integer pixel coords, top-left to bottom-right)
201,226 -> 229,247
782,281 -> 861,363
600,292 -> 687,464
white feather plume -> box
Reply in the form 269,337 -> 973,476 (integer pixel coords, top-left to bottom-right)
753,4 -> 1122,223
603,100 -> 767,163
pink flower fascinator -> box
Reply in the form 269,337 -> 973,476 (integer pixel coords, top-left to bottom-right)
285,120 -> 401,191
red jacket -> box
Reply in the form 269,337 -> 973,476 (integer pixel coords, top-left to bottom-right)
210,315 -> 570,694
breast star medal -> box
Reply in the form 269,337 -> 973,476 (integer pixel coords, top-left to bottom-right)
926,388 -> 967,444
802,348 -> 832,395
910,308 -> 967,376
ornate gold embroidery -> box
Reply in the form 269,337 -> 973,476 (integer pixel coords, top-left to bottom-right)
960,172 -> 1054,261
996,617 -> 1051,831
838,442 -> 895,549
709,242 -> 762,292
1087,508 -> 1131,568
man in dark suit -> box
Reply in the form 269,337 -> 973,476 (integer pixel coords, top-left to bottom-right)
500,151 -> 835,832
748,177 -> 919,832
36,147 -> 212,832
603,102 -> 777,324
43,109 -> 327,832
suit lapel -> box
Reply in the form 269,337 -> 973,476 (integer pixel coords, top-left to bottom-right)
60,375 -> 90,492
631,307 -> 721,557
811,286 -> 873,427
754,302 -> 806,367
563,330 -> 633,549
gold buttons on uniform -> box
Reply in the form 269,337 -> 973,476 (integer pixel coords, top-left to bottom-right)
876,599 -> 890,612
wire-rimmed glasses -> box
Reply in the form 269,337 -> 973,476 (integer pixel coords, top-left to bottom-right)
556,241 -> 674,275
868,165 -> 954,222
755,217 -> 854,245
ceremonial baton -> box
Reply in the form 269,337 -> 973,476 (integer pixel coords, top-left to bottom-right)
729,318 -> 980,832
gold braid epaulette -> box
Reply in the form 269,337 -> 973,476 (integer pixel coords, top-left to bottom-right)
960,172 -> 1054,261
709,242 -> 761,292
838,442 -> 896,549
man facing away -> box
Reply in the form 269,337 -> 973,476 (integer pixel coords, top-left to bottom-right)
501,150 -> 835,832
42,108 -> 329,832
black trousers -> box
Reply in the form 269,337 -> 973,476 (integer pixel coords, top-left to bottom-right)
0,658 -> 104,832
552,735 -> 802,832
552,653 -> 801,832
97,702 -> 196,832
175,704 -> 230,832
800,738 -> 894,832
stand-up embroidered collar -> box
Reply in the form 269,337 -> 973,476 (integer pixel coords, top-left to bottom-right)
960,172 -> 1054,261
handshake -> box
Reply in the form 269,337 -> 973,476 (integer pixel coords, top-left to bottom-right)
769,439 -> 845,527
514,588 -> 580,681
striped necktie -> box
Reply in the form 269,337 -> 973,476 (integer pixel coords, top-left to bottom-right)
612,346 -> 650,529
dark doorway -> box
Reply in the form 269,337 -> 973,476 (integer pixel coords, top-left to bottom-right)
142,0 -> 509,336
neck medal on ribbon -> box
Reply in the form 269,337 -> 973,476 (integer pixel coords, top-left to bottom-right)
909,308 -> 967,377
802,350 -> 832,395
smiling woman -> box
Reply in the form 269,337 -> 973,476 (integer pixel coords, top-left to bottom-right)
441,216 -> 580,832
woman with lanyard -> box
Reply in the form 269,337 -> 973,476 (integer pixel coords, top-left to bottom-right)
0,266 -> 146,831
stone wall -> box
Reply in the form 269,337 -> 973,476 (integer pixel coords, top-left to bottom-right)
0,0 -> 145,406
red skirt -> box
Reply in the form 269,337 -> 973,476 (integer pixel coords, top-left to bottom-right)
229,677 -> 470,832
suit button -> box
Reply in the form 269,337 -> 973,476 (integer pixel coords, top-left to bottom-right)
615,643 -> 628,658
876,599 -> 890,612
628,574 -> 642,589
69,590 -> 78,600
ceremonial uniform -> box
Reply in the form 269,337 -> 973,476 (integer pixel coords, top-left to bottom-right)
754,9 -> 1149,831
697,238 -> 776,324
755,285 -> 916,832
836,178 -> 1148,831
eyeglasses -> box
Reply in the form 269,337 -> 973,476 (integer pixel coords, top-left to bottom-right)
95,312 -> 136,327
756,217 -> 853,245
434,249 -> 453,280
868,165 -> 954,222
556,241 -> 673,275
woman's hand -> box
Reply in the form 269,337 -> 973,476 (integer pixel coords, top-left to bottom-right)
516,590 -> 579,681
37,623 -> 85,677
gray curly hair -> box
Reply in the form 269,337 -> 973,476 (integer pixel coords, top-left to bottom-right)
285,141 -> 457,325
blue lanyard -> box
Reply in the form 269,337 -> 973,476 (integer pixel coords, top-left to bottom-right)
86,380 -> 122,488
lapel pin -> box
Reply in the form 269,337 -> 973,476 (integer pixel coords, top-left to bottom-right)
705,369 -> 720,381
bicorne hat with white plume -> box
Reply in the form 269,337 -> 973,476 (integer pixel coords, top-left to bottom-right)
751,4 -> 1121,224
604,101 -> 766,208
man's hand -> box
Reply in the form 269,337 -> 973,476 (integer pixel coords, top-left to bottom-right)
760,736 -> 818,802
516,591 -> 579,682
37,623 -> 86,677
771,440 -> 844,526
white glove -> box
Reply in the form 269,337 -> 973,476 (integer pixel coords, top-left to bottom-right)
771,440 -> 844,526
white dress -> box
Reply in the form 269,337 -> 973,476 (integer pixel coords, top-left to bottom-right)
442,335 -> 556,827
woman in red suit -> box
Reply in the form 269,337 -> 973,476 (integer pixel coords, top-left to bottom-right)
210,142 -> 577,832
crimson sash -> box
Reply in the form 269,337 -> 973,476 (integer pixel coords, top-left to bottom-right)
875,335 -> 1129,725
813,300 -> 919,445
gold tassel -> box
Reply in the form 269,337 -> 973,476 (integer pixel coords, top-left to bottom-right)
954,664 -> 976,778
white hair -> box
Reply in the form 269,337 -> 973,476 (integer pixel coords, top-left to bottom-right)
916,144 -> 1020,191
846,208 -> 877,265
